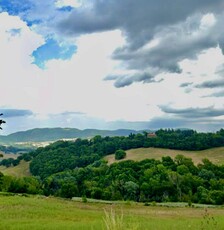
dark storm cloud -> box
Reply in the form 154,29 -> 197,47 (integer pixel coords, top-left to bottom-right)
160,105 -> 224,118
104,72 -> 158,88
112,12 -> 222,72
0,109 -> 33,118
57,0 -> 223,44
196,79 -> 224,88
56,0 -> 224,86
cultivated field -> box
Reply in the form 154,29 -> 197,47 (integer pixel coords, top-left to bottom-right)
0,194 -> 224,230
105,147 -> 224,165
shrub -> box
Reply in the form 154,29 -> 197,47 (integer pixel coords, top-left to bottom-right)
115,150 -> 126,160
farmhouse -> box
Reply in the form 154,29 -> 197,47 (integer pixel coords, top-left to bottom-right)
147,132 -> 157,138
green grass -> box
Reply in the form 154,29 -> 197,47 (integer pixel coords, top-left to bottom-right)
0,194 -> 224,229
0,160 -> 31,177
105,147 -> 224,165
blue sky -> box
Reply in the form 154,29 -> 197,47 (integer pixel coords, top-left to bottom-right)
1,0 -> 224,134
32,38 -> 76,69
0,0 -> 77,69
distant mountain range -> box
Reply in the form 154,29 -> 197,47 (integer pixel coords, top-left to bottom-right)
0,128 -> 148,143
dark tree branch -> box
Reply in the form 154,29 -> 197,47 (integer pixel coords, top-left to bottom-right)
0,113 -> 6,130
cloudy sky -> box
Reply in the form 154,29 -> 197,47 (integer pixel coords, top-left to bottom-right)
1,0 -> 224,134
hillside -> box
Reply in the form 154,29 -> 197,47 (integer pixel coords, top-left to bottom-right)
0,160 -> 31,177
4,147 -> 224,178
0,127 -> 145,144
105,147 -> 224,165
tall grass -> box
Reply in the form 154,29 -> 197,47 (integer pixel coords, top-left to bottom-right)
103,208 -> 141,230
103,208 -> 124,230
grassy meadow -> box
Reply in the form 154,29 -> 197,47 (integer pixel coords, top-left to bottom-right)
0,194 -> 224,230
105,147 -> 224,165
0,160 -> 31,177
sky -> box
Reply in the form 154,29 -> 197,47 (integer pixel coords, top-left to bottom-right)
1,0 -> 224,134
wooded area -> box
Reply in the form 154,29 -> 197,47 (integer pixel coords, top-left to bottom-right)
1,129 -> 224,205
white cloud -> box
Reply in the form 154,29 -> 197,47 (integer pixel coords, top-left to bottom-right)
0,13 -> 44,110
200,13 -> 216,29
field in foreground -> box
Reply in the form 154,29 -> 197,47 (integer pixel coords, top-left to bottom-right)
0,195 -> 224,230
105,147 -> 224,165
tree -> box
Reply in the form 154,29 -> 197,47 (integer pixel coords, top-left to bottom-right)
0,171 -> 4,190
0,113 -> 5,130
59,182 -> 78,198
123,181 -> 139,201
115,149 -> 126,160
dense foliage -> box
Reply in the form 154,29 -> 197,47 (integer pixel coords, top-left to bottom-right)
1,128 -> 224,204
29,129 -> 224,178
2,155 -> 224,205
42,156 -> 224,205
0,172 -> 42,194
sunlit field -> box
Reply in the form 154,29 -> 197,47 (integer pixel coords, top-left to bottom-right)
105,147 -> 224,165
1,194 -> 224,230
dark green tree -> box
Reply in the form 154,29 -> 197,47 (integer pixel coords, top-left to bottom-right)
115,149 -> 126,160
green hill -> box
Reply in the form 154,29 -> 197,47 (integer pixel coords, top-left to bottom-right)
0,128 -> 145,144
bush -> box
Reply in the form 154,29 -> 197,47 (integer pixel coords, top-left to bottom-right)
115,150 -> 126,160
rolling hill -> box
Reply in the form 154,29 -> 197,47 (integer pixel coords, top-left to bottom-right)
105,147 -> 224,165
0,127 -> 146,144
